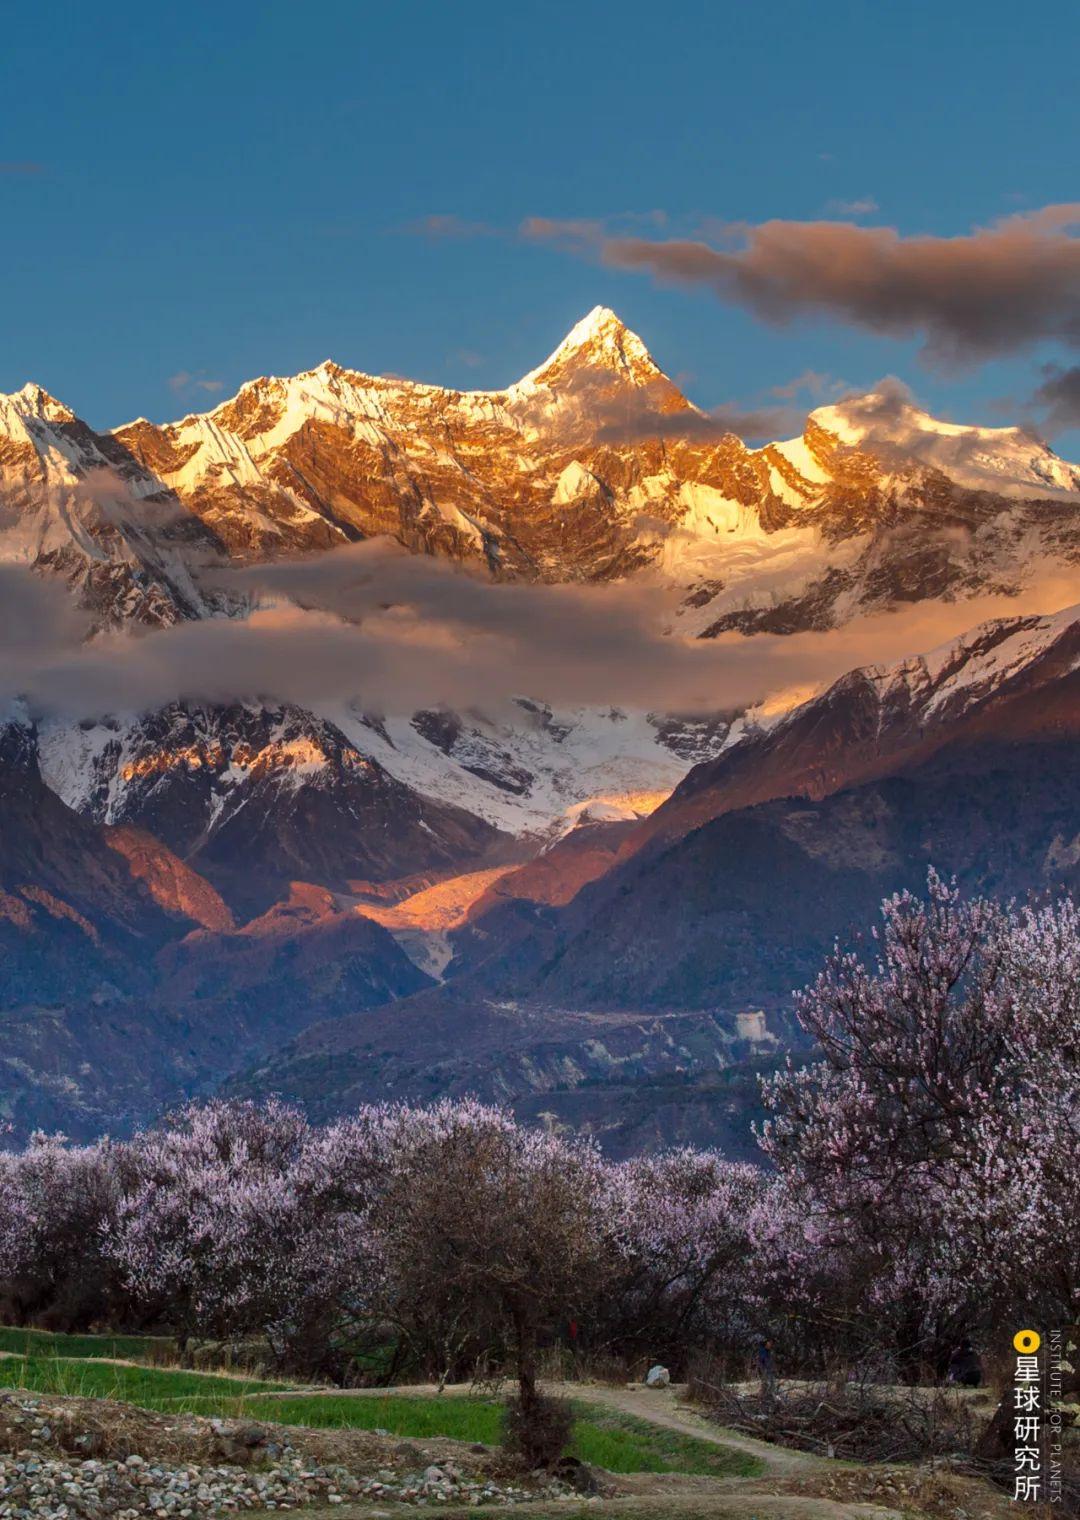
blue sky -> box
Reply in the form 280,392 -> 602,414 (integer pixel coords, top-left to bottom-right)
3,0 -> 1079,454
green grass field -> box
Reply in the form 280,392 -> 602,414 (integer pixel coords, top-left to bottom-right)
567,1406 -> 760,1477
0,1355 -> 285,1404
0,1326 -> 173,1361
197,1393 -> 758,1477
0,1328 -> 761,1478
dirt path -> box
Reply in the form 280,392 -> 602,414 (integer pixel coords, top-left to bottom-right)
544,1380 -> 826,1476
318,1492 -> 903,1520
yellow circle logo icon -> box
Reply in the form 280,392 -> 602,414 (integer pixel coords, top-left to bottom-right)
1014,1330 -> 1041,1354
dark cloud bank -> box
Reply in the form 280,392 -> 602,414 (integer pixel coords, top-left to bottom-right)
524,204 -> 1080,368
1032,364 -> 1080,429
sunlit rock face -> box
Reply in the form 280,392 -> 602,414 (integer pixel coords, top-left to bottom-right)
6,307 -> 1076,633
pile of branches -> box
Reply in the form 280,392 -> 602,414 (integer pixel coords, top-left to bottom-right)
702,1379 -> 1080,1515
698,1380 -> 979,1465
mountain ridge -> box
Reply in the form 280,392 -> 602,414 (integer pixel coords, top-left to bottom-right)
2,308 -> 1078,1146
441,601 -> 1080,962
5,308 -> 1077,623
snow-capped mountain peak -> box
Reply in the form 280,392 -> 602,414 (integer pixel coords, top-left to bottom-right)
0,380 -> 222,627
807,389 -> 1080,497
514,305 -> 670,392
0,382 -> 78,441
13,380 -> 75,414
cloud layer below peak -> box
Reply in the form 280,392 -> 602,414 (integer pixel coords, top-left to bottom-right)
1,541 -> 1077,733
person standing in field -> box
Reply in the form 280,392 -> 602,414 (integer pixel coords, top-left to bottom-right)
757,1335 -> 778,1397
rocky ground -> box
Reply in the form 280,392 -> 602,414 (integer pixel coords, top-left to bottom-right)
0,1383 -> 1028,1520
0,1394 -> 570,1516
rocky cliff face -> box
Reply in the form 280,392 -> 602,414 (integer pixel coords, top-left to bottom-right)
0,385 -> 221,627
0,718 -> 432,1135
5,308 -> 1077,630
37,703 -> 511,916
630,603 -> 1080,849
37,700 -> 728,885
521,730 -> 1080,1017
0,717 -> 179,1005
483,607 -> 1080,1012
443,605 -> 1080,953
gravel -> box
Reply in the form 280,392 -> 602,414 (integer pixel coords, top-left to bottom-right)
0,1396 -> 576,1516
